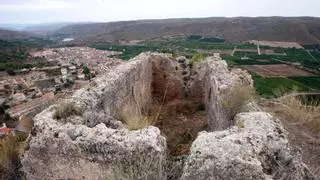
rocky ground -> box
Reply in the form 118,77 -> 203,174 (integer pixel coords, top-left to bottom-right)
261,101 -> 320,179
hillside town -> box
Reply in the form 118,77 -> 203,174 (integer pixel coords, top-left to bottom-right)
0,47 -> 123,137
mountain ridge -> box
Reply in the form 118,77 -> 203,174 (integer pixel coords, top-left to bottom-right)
1,17 -> 320,44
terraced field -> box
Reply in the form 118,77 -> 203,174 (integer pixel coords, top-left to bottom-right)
242,64 -> 313,77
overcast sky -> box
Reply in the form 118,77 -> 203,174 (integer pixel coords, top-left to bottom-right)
1,0 -> 320,24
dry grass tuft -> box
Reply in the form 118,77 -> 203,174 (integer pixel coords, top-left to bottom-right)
220,84 -> 256,120
119,105 -> 155,131
119,79 -> 169,131
275,95 -> 320,132
53,102 -> 83,120
0,135 -> 21,179
120,113 -> 155,131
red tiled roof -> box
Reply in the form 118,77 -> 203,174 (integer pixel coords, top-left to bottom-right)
0,128 -> 12,134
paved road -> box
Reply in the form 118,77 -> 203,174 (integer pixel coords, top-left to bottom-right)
231,46 -> 237,56
257,44 -> 261,55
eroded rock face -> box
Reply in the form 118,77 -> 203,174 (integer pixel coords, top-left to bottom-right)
181,112 -> 315,180
151,54 -> 184,103
202,56 -> 254,131
22,53 -> 168,180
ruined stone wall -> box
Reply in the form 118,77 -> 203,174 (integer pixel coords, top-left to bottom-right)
185,55 -> 253,131
203,58 -> 253,131
21,52 -> 315,180
150,54 -> 184,103
181,112 -> 315,180
22,53 -> 167,180
21,52 -> 253,179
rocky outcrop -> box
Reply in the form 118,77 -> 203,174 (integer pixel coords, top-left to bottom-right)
181,112 -> 315,180
188,54 -> 254,131
22,53 -> 169,180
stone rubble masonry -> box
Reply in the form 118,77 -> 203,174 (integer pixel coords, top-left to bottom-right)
21,52 -> 314,180
189,55 -> 254,131
22,53 -> 168,180
181,112 -> 315,180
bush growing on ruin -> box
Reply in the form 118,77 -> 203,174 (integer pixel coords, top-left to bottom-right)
53,102 -> 83,120
189,52 -> 204,68
83,66 -> 90,78
119,107 -> 155,131
220,84 -> 256,120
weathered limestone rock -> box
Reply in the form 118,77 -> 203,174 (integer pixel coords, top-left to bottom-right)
181,112 -> 315,180
22,53 -> 168,180
22,112 -> 166,180
202,56 -> 254,130
22,52 -> 313,180
150,54 -> 184,103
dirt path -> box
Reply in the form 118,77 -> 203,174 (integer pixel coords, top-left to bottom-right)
153,100 -> 206,156
231,46 -> 237,56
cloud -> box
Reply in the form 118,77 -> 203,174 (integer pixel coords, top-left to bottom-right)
0,0 -> 320,24
0,0 -> 71,11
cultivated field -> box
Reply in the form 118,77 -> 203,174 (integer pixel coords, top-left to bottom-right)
249,40 -> 304,49
243,64 -> 313,77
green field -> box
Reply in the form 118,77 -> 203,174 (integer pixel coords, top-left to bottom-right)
5,35 -> 316,99
310,51 -> 320,60
91,37 -> 236,60
252,74 -> 310,98
288,76 -> 320,90
222,55 -> 282,65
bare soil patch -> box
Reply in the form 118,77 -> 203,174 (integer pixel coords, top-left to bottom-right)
243,64 -> 313,77
249,40 -> 304,49
152,100 -> 206,156
260,49 -> 286,56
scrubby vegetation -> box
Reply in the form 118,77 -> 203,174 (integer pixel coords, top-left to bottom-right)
274,95 -> 320,132
0,40 -> 49,72
220,84 -> 256,119
118,103 -> 157,131
119,112 -> 155,131
189,52 -> 204,68
0,135 -> 25,180
53,102 -> 83,120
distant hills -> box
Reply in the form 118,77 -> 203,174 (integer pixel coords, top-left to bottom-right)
1,17 -> 320,44
0,29 -> 37,41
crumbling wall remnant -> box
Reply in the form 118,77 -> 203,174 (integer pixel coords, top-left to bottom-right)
21,52 -> 314,180
181,112 -> 315,180
22,53 -> 168,180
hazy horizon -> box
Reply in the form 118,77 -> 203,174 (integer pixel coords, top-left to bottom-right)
1,0 -> 320,24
